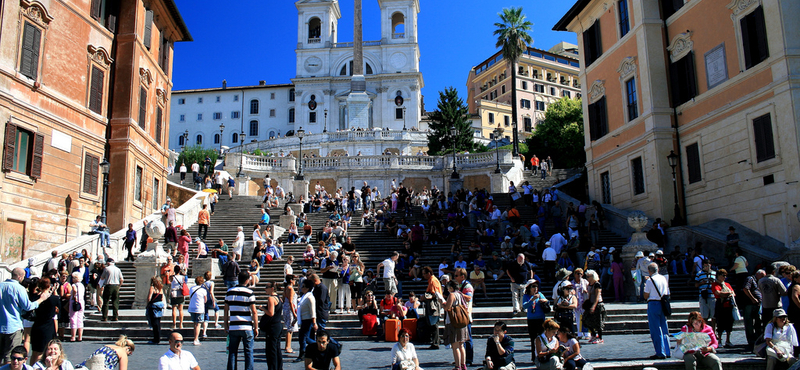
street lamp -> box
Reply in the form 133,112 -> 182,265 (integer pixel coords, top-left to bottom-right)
182,129 -> 189,151
450,125 -> 459,179
296,127 -> 305,180
99,158 -> 110,224
219,123 -> 225,153
237,131 -> 247,177
667,150 -> 684,226
493,126 -> 504,173
402,106 -> 407,131
323,109 -> 328,133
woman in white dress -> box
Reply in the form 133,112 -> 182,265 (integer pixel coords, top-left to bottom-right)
233,226 -> 245,262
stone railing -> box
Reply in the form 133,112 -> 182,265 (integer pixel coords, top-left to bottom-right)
333,40 -> 382,48
237,130 -> 429,153
0,183 -> 208,281
228,150 -> 512,174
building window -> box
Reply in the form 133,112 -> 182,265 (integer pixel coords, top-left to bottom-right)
488,113 -> 495,124
661,0 -> 684,20
618,0 -> 630,37
91,0 -> 120,32
588,97 -> 608,141
134,166 -> 143,202
159,33 -> 170,74
197,97 -> 203,103
504,116 -> 510,127
152,178 -> 160,210
309,112 -> 317,123
631,156 -> 645,195
753,113 -> 775,162
232,111 -> 240,119
562,90 -> 571,98
535,101 -> 545,111
686,143 -> 702,184
143,9 -> 153,49
669,52 -> 697,106
741,6 -> 769,70
521,81 -> 528,90
88,66 -> 105,114
155,106 -> 162,145
196,135 -> 202,145
82,153 -> 100,195
179,114 -> 185,122
197,114 -> 203,121
138,87 -> 147,129
550,87 -> 556,96
178,98 -> 185,105
600,171 -> 611,203
213,112 -> 222,120
269,109 -> 276,117
582,21 -> 602,67
501,85 -> 506,94
232,133 -> 238,143
250,99 -> 259,114
270,93 -> 275,100
520,99 -> 531,109
524,117 -> 532,132
178,135 -> 184,146
249,120 -> 259,137
215,96 -> 221,103
269,131 -> 276,138
289,108 -> 295,123
289,89 -> 295,102
534,84 -> 544,93
214,133 -> 220,144
395,108 -> 404,119
233,94 -> 239,102
625,78 -> 638,121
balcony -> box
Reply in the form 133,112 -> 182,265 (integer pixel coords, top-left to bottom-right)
392,33 -> 405,39
308,38 -> 321,44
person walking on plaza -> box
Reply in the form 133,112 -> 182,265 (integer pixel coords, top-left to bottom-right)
100,259 -> 123,322
171,265 -> 187,330
644,262 -> 670,359
225,271 -> 258,370
483,321 -> 515,370
760,264 -> 787,329
696,259 -> 717,330
188,276 -> 207,346
443,281 -> 469,370
420,267 -> 442,349
197,205 -> 210,241
159,332 -> 200,370
258,282 -> 283,370
741,269 -> 765,351
677,312 -> 722,370
506,254 -> 532,315
283,275 -> 299,354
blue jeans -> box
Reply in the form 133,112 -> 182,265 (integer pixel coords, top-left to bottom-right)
227,330 -> 254,370
464,323 -> 473,363
647,301 -> 670,357
299,320 -> 315,356
639,278 -> 647,301
225,280 -> 238,289
96,230 -> 110,247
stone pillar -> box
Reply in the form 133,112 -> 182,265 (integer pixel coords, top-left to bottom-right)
288,203 -> 303,215
280,215 -> 297,229
293,179 -> 310,203
236,176 -> 250,196
193,258 -> 221,278
448,177 -> 464,195
133,221 -> 170,309
491,172 -> 504,193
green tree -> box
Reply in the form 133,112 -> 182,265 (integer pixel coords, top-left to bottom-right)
427,87 -> 477,155
526,97 -> 585,168
494,7 -> 533,156
176,146 -> 218,176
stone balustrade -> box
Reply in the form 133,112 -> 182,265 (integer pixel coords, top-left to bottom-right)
237,130 -> 429,155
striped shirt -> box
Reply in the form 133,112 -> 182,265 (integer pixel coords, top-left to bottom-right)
225,286 -> 255,331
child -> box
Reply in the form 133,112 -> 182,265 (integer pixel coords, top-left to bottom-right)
389,297 -> 407,320
404,292 -> 420,319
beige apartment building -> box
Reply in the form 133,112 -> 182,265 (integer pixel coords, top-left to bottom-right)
466,44 -> 582,140
555,0 -> 800,244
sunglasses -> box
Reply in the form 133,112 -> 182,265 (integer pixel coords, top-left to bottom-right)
10,357 -> 26,362
173,340 -> 183,344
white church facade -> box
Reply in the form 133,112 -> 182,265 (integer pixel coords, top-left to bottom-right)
169,0 -> 424,155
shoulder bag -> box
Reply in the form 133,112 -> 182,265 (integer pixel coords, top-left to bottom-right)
651,277 -> 672,317
449,292 -> 470,329
539,294 -> 552,314
71,284 -> 82,312
180,276 -> 190,296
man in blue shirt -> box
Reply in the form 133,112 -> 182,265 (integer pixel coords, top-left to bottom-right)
1,268 -> 51,364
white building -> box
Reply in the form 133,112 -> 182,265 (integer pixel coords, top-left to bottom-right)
169,0 -> 424,154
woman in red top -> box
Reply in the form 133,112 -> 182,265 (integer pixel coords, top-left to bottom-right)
177,229 -> 192,271
677,311 -> 722,370
711,268 -> 736,348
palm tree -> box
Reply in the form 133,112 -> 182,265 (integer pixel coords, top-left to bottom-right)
494,7 -> 533,156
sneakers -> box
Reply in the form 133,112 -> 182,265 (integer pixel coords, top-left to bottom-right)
193,340 -> 201,346
588,338 -> 604,344
724,342 -> 733,348
215,324 -> 222,329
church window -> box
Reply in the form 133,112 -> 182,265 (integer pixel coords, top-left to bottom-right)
308,17 -> 321,42
249,120 -> 259,137
289,89 -> 295,102
309,112 -> 317,123
340,61 -> 374,76
232,133 -> 238,143
196,134 -> 203,145
289,108 -> 295,123
366,63 -> 373,75
392,12 -> 405,39
214,134 -> 220,144
250,99 -> 259,114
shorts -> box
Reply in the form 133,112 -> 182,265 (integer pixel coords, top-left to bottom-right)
384,277 -> 398,296
191,313 -> 206,323
204,303 -> 220,321
171,297 -> 185,306
699,297 -> 716,319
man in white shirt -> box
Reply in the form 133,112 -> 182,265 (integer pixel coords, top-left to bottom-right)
548,233 -> 568,255
542,242 -> 557,277
377,252 -> 399,296
643,262 -> 671,359
159,332 -> 201,370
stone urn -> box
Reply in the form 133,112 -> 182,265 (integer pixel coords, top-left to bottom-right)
621,211 -> 658,265
132,220 -> 170,309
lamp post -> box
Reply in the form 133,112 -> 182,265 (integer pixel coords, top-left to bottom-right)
667,150 -> 683,226
218,123 -> 225,153
450,125 -> 459,179
182,129 -> 189,151
323,109 -> 328,133
296,127 -> 305,180
512,120 -> 519,156
493,126 -> 504,173
237,131 -> 247,177
402,106 -> 407,131
99,158 -> 110,224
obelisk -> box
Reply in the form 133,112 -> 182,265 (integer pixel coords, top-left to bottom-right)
346,0 -> 372,129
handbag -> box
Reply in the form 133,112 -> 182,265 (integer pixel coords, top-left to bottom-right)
398,360 -> 415,370
651,277 -> 672,317
540,298 -> 552,314
71,284 -> 82,311
753,326 -> 774,358
582,299 -> 593,311
449,292 -> 470,329
180,276 -> 190,296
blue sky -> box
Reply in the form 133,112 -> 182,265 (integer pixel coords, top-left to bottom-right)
171,0 -> 577,101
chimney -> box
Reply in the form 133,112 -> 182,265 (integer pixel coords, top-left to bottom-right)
259,80 -> 266,86
222,79 -> 227,89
